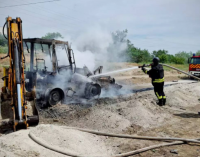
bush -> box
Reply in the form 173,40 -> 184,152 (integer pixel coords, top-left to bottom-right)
0,46 -> 8,54
159,54 -> 168,63
173,57 -> 185,64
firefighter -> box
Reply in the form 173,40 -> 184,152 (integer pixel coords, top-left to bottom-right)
141,57 -> 166,106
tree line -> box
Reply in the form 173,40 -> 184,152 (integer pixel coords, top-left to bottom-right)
0,31 -> 199,64
111,30 -> 199,64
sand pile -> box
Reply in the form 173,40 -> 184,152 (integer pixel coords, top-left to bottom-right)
67,97 -> 171,133
48,82 -> 200,134
0,124 -> 113,157
1,82 -> 200,157
166,83 -> 200,108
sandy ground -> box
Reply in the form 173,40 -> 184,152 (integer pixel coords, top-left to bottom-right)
1,81 -> 200,156
0,62 -> 200,157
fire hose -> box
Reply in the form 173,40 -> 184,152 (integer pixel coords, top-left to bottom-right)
29,64 -> 200,156
161,64 -> 200,81
29,126 -> 200,157
139,63 -> 200,81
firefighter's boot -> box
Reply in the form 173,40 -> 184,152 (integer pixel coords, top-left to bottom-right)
163,98 -> 166,106
156,99 -> 163,106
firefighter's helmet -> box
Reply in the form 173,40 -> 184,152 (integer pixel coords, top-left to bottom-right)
152,57 -> 160,65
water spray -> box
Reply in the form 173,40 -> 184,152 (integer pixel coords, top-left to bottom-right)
90,63 -> 200,81
89,66 -> 139,78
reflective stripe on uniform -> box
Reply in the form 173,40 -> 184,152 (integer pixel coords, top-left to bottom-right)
162,96 -> 166,99
145,70 -> 147,74
156,92 -> 162,99
153,77 -> 164,83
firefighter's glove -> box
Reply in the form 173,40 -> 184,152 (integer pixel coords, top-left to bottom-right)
142,67 -> 147,74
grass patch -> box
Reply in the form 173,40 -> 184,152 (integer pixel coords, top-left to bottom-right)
163,63 -> 188,72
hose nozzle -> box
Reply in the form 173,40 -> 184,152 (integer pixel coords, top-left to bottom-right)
138,64 -> 151,68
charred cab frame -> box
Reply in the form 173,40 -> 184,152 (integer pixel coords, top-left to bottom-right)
23,38 -> 101,108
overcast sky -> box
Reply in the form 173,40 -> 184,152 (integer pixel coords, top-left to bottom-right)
0,0 -> 199,54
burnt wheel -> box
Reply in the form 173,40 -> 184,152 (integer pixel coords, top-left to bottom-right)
48,88 -> 64,106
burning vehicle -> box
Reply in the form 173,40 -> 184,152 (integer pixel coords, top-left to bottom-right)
76,65 -> 122,91
24,38 -> 101,107
23,38 -> 122,108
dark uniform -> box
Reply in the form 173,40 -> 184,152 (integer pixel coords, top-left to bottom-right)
142,57 -> 166,106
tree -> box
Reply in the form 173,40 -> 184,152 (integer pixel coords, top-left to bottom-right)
175,51 -> 192,63
152,50 -> 168,57
127,41 -> 151,63
107,30 -> 129,62
42,32 -> 63,39
196,50 -> 200,56
159,54 -> 168,63
111,29 -> 128,43
167,54 -> 175,63
173,57 -> 185,64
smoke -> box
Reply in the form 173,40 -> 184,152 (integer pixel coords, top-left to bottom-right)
36,27 -> 132,102
44,27 -> 129,73
70,28 -> 133,97
73,48 -> 96,71
72,28 -> 128,72
100,86 -> 133,98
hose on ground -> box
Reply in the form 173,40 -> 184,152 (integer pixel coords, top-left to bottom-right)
29,126 -> 200,157
29,132 -> 184,157
161,63 -> 200,81
29,63 -> 200,156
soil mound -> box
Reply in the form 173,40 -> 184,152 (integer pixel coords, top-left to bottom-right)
0,124 -> 113,157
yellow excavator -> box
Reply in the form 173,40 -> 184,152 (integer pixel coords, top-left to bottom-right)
0,17 -> 39,131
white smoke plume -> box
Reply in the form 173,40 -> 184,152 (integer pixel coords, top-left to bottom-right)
44,27 -> 129,73
72,28 -> 128,72
39,27 -> 131,100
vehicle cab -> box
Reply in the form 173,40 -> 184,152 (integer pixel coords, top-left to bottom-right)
188,54 -> 200,77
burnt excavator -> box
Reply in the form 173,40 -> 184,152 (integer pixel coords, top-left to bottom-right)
23,38 -> 101,108
0,17 -> 101,131
0,17 -> 39,131
0,17 -> 120,131
23,37 -> 122,107
76,66 -> 122,91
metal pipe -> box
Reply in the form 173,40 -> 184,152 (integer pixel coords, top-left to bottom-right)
48,44 -> 51,59
30,42 -> 34,72
52,43 -> 58,73
17,84 -> 22,121
14,41 -> 22,121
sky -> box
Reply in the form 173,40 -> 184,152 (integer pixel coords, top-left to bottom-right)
0,0 -> 200,54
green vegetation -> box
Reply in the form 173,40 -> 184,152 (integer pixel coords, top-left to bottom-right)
162,63 -> 189,71
0,30 -> 198,67
32,32 -> 64,52
42,32 -> 63,39
0,45 -> 8,54
113,30 -> 199,65
0,32 -> 64,54
0,33 -> 7,46
0,33 -> 8,54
